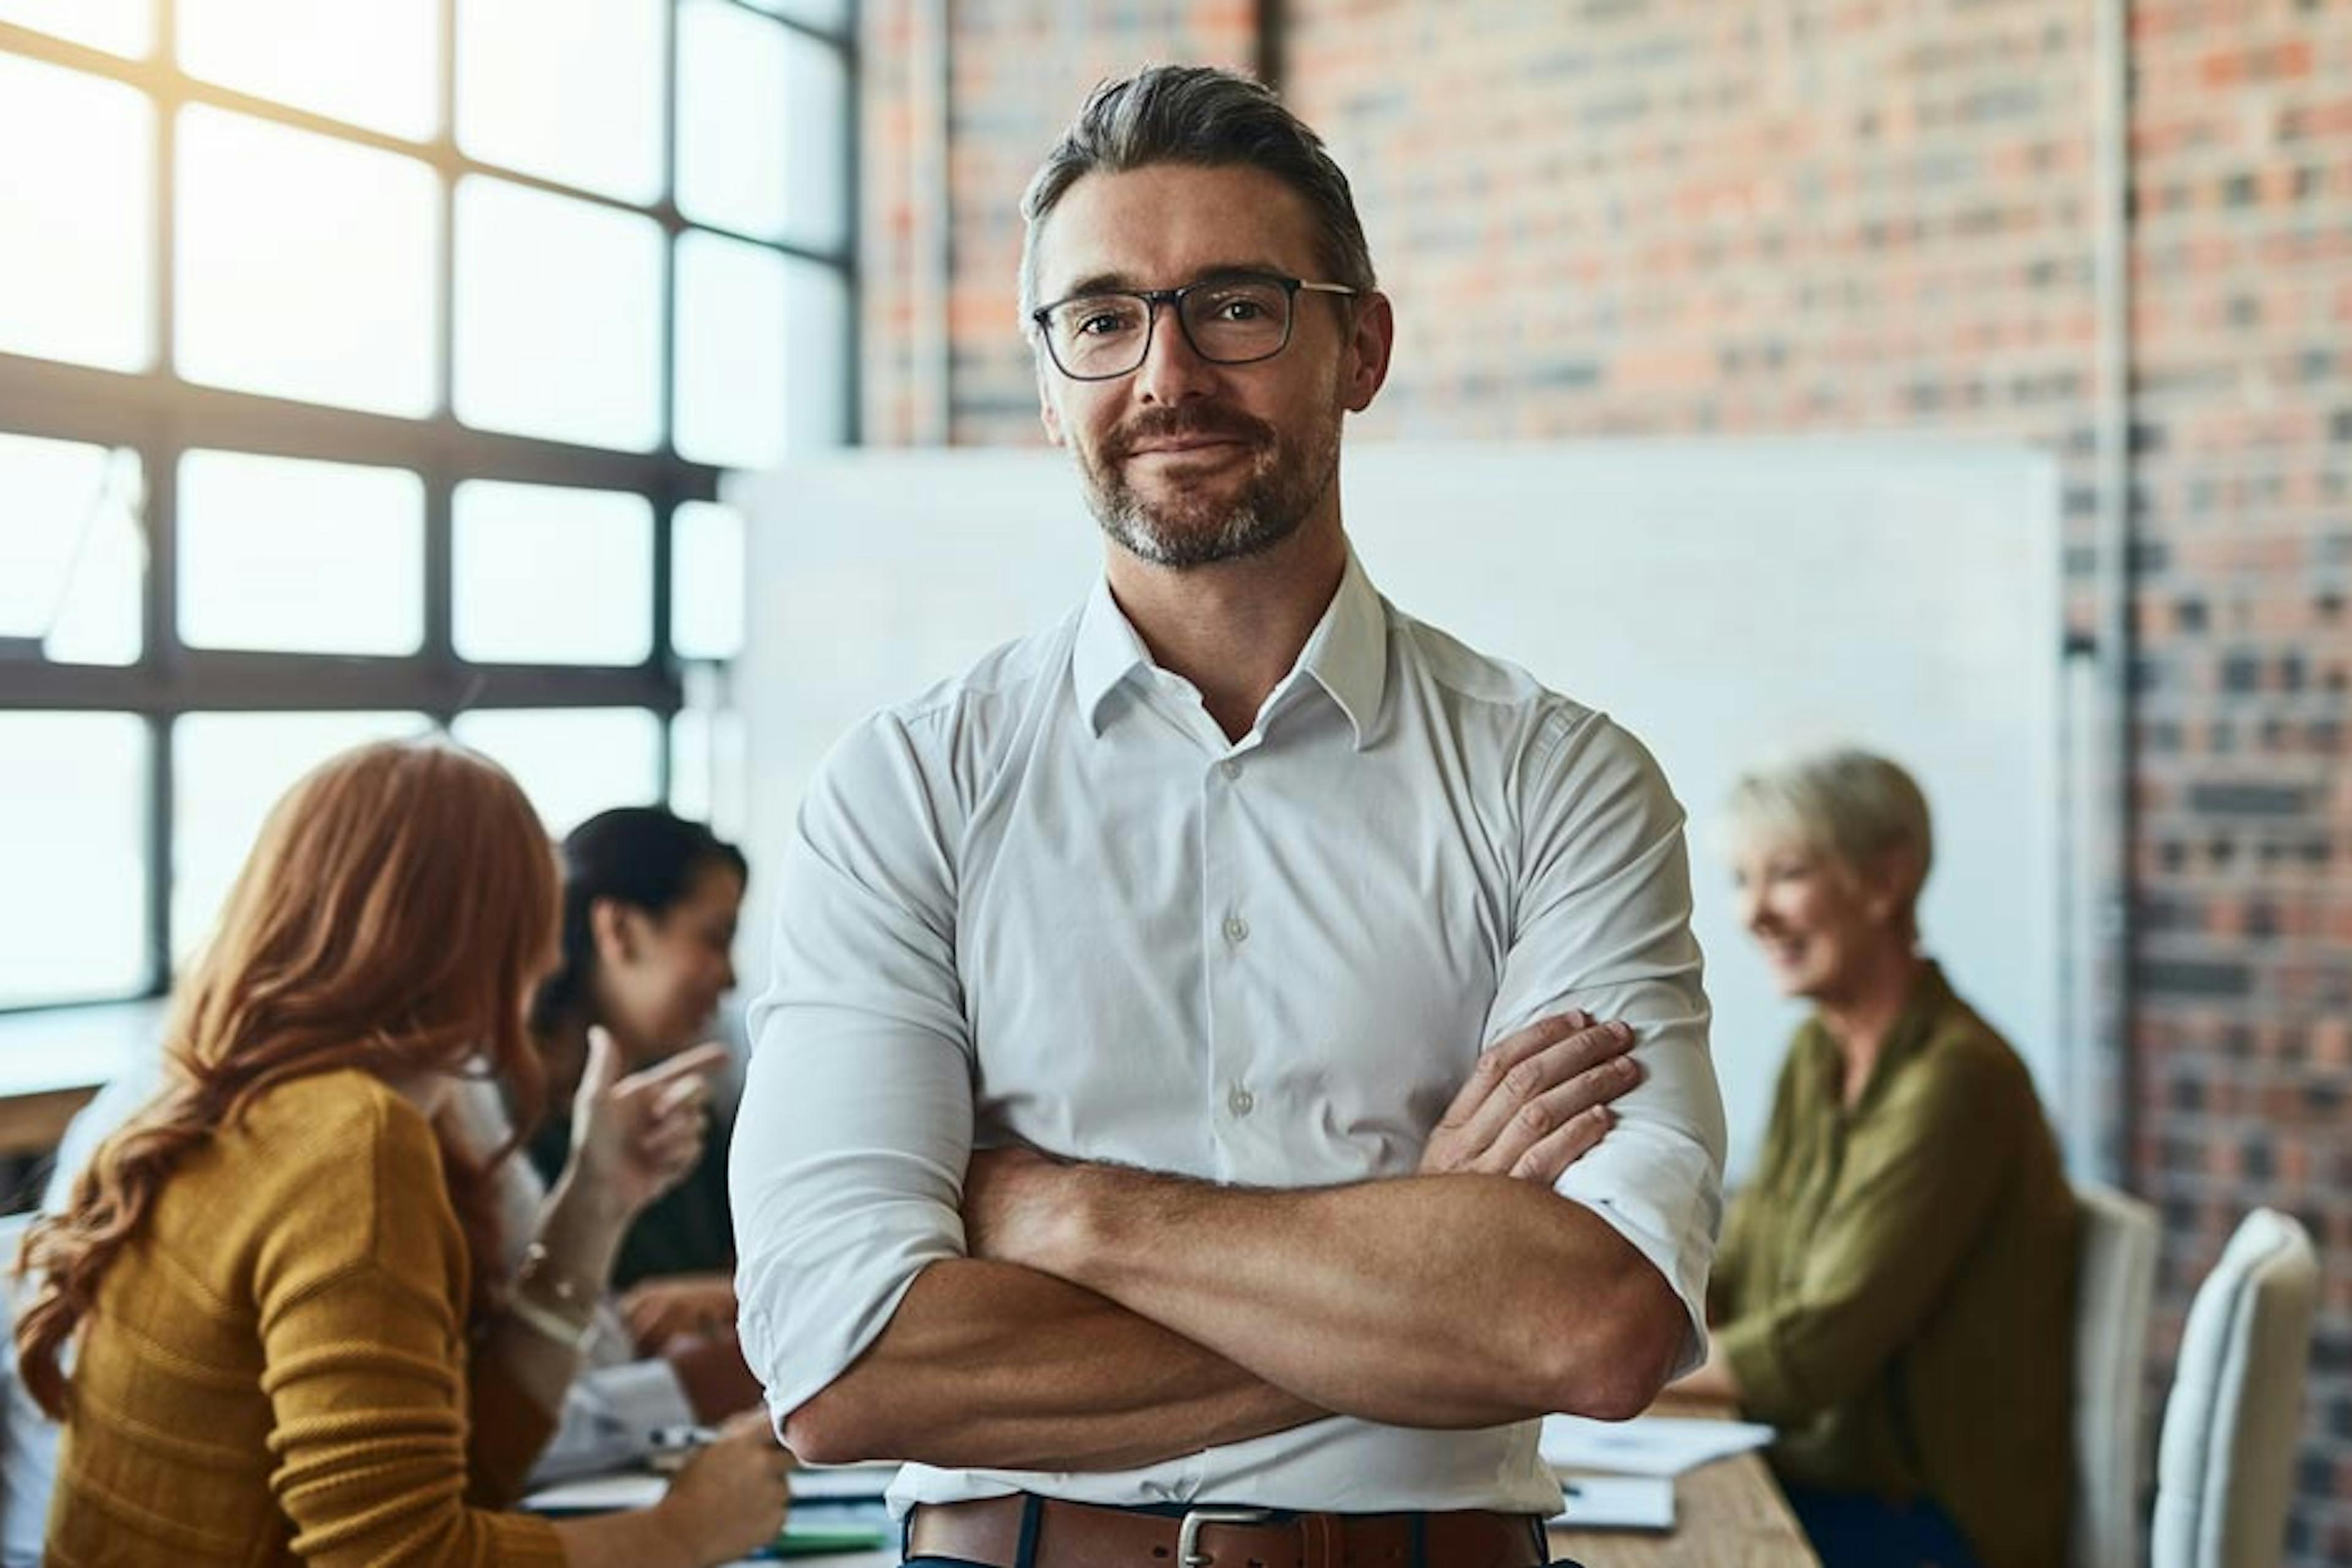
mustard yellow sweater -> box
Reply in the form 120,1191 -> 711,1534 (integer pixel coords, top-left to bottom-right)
45,1068 -> 567,1566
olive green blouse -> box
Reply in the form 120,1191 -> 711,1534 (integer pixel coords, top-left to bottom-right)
1711,961 -> 2076,1568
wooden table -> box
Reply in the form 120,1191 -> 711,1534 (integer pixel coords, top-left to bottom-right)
772,1398 -> 1817,1566
1547,1398 -> 1818,1566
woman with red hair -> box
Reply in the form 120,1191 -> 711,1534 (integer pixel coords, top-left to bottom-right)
17,740 -> 790,1566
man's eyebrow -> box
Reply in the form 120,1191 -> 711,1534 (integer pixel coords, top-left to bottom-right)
1046,261 -> 1296,301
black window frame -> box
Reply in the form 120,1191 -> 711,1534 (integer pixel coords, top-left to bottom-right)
0,0 -> 859,1012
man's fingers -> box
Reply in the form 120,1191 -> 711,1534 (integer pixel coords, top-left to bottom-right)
1433,1011 -> 1588,1132
1447,1017 -> 1635,1161
1506,1106 -> 1614,1185
1476,1051 -> 1643,1172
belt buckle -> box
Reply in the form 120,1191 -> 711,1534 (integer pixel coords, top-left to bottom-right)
1174,1506 -> 1278,1568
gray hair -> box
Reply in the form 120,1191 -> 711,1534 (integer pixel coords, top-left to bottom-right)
1017,65 -> 1378,326
1724,748 -> 1934,927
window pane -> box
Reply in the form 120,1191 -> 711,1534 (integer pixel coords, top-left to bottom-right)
742,0 -> 848,32
455,0 -> 664,203
454,480 -> 652,665
777,22 -> 848,254
450,708 -> 662,836
0,713 -> 147,1006
175,106 -> 439,416
671,500 -> 744,661
675,234 -> 845,469
453,177 -> 663,451
179,0 -> 439,141
0,432 -> 144,665
676,0 -> 843,252
172,711 -> 431,959
676,0 -> 788,242
0,0 -> 152,56
178,450 -> 424,655
668,705 -> 745,842
0,54 -> 154,371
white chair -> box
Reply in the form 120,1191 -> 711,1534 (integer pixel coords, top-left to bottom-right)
2071,1182 -> 2158,1568
2150,1208 -> 2320,1568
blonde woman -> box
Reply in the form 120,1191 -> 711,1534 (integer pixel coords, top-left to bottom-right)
18,741 -> 789,1566
1680,748 -> 2075,1568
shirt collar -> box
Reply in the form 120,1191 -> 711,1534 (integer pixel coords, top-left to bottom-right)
1072,551 -> 1390,748
1292,550 -> 1389,749
1796,958 -> 1956,1113
1072,575 -> 1156,734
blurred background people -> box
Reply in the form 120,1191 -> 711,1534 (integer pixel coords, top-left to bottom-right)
527,807 -> 749,1364
1676,747 -> 2076,1568
15,741 -> 788,1566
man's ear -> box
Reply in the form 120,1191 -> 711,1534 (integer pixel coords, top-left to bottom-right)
1341,290 -> 1395,414
1036,356 -> 1066,447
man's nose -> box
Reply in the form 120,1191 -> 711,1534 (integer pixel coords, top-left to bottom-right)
1133,301 -> 1218,406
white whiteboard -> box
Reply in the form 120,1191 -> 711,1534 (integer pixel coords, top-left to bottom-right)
733,441 -> 2065,1180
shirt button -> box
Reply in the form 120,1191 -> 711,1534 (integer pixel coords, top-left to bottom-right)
1227,1084 -> 1255,1118
1223,913 -> 1250,944
1219,758 -> 1243,781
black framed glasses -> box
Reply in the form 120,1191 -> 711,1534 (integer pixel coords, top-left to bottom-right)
1030,271 -> 1360,382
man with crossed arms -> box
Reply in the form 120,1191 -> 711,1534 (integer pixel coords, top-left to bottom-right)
733,64 -> 1726,1568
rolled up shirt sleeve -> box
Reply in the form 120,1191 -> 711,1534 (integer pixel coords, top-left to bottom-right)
731,710 -> 975,1422
1483,709 -> 1727,1377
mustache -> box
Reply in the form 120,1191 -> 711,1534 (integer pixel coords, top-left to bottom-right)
1105,405 -> 1275,463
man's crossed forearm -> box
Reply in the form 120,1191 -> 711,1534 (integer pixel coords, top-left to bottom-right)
784,1012 -> 1671,1469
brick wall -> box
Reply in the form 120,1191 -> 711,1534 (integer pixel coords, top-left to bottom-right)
859,0 -> 2352,1556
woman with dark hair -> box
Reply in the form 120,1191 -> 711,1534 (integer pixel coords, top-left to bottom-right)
18,741 -> 790,1566
529,807 -> 748,1359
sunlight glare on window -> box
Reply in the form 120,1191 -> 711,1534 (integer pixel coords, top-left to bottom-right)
453,480 -> 653,666
450,708 -> 663,837
674,231 -> 790,471
671,500 -> 745,662
175,105 -> 439,416
172,711 -> 433,959
0,53 -> 153,371
0,0 -> 153,57
178,0 -> 439,141
454,176 -> 664,451
455,0 -> 664,203
676,0 -> 788,242
178,450 -> 425,655
0,713 -> 148,1007
0,432 -> 144,666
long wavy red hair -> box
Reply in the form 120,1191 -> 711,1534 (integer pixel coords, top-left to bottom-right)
15,739 -> 559,1418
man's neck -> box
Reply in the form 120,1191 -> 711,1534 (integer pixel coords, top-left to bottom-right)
1106,519 -> 1349,742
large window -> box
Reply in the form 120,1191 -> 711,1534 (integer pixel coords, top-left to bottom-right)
0,0 -> 854,1011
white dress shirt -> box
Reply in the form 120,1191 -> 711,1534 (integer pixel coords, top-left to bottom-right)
733,550 -> 1726,1517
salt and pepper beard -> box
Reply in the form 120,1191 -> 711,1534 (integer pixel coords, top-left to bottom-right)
1074,394 -> 1346,570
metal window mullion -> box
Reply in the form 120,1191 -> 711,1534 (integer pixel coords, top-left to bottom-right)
145,0 -> 182,990
839,0 -> 862,445
707,0 -> 857,51
427,0 -> 459,724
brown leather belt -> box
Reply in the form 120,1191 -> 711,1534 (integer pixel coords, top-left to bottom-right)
905,1494 -> 1550,1568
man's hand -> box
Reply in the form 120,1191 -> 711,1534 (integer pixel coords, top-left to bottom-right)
1419,1011 -> 1642,1183
961,1145 -> 1078,1272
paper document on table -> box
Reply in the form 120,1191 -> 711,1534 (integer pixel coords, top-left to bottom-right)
1539,1413 -> 1774,1477
1548,1474 -> 1675,1530
526,1461 -> 896,1513
791,1461 -> 899,1501
523,1471 -> 665,1513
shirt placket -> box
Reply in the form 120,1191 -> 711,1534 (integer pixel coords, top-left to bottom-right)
1198,737 -> 1265,1186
